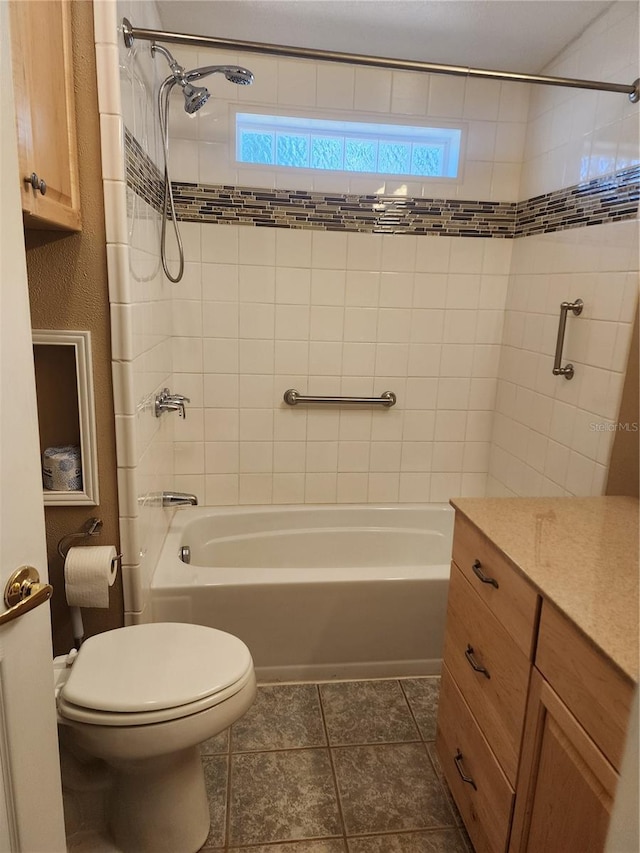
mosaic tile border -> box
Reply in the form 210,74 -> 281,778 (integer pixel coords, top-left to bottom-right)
124,129 -> 164,212
514,166 -> 639,237
172,184 -> 516,237
124,128 -> 638,238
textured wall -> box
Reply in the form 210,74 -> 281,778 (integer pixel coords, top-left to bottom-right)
25,0 -> 122,655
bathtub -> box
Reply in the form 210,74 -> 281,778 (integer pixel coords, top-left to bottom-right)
151,503 -> 454,682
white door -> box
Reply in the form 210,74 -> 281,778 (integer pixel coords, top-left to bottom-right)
0,3 -> 66,850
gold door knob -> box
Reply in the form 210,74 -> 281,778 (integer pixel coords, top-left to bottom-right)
0,567 -> 53,627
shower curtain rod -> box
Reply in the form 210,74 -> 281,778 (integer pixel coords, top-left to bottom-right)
122,18 -> 639,103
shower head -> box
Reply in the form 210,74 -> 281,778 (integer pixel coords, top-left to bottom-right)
151,44 -> 253,113
222,66 -> 254,86
184,64 -> 254,86
181,82 -> 211,114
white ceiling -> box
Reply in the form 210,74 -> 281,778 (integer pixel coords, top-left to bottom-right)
154,0 -> 620,75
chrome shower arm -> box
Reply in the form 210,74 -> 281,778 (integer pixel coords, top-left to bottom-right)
151,43 -> 185,79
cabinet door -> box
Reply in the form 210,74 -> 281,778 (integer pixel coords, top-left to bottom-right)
510,669 -> 618,853
10,0 -> 80,231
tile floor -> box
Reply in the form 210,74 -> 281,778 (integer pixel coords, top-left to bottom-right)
65,676 -> 472,852
197,676 -> 472,852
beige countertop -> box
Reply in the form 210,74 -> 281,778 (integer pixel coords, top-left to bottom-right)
450,496 -> 639,683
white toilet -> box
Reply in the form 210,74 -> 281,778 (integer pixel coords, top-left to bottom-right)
56,622 -> 256,853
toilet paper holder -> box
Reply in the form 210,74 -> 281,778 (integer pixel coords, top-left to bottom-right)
57,517 -> 123,571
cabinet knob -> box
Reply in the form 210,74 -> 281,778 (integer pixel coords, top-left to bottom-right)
23,173 -> 47,195
24,172 -> 39,190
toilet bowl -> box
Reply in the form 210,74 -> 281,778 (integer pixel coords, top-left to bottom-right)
56,622 -> 256,853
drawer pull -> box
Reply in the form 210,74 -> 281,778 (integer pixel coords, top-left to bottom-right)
454,750 -> 477,790
472,559 -> 499,589
465,644 -> 491,679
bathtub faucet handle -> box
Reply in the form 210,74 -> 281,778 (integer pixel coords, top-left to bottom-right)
165,392 -> 191,419
155,389 -> 191,419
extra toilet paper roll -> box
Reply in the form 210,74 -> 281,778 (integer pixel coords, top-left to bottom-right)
43,445 -> 82,491
64,545 -> 118,608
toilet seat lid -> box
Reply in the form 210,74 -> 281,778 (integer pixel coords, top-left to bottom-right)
60,623 -> 253,713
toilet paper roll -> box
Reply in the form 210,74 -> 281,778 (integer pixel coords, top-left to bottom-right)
64,545 -> 118,609
43,445 -> 82,491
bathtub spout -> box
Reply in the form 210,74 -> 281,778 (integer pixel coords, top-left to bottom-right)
162,491 -> 198,507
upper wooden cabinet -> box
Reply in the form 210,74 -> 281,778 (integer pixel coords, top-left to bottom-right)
10,0 -> 81,231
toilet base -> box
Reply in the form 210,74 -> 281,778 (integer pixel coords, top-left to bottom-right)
109,746 -> 210,853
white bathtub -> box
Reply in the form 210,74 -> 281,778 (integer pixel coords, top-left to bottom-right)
151,503 -> 454,682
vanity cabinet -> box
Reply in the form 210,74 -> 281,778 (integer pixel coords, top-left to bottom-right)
436,513 -> 539,853
9,0 -> 81,231
509,602 -> 633,853
436,505 -> 635,853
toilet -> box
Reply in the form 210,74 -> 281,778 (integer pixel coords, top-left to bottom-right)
55,622 -> 256,853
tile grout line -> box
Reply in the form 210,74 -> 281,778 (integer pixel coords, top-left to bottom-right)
399,677 -> 466,832
398,676 -> 428,743
224,726 -> 235,851
316,682 -> 350,851
423,740 -> 465,830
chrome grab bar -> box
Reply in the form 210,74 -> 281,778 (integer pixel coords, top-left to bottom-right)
283,389 -> 397,408
552,298 -> 583,380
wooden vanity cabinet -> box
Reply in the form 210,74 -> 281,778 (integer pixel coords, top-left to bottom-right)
509,602 -> 633,853
9,0 -> 81,231
509,669 -> 618,853
437,511 -> 634,853
436,513 -> 539,853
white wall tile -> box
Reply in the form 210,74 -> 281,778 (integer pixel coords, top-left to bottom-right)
354,68 -> 392,113
95,44 -> 122,114
428,76 -> 466,118
277,61 -> 316,107
317,63 -> 355,110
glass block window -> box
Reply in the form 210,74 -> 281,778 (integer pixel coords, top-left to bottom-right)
235,112 -> 461,179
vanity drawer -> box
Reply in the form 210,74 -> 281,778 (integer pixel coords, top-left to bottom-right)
443,563 -> 530,785
437,664 -> 514,853
536,601 -> 634,772
452,513 -> 539,658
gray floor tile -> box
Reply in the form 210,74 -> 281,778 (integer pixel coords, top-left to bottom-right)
425,743 -> 464,827
347,828 -> 470,852
320,680 -> 420,746
332,743 -> 455,836
201,728 -> 230,755
229,749 -> 343,846
232,684 -> 326,752
229,841 -> 347,852
202,755 -> 228,848
401,678 -> 440,741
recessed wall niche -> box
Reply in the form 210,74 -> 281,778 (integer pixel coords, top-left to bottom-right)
32,330 -> 99,505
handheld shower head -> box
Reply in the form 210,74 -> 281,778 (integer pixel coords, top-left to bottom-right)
184,64 -> 254,87
222,66 -> 254,86
152,44 -> 254,113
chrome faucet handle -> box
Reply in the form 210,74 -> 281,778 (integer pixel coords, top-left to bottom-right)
154,389 -> 188,418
